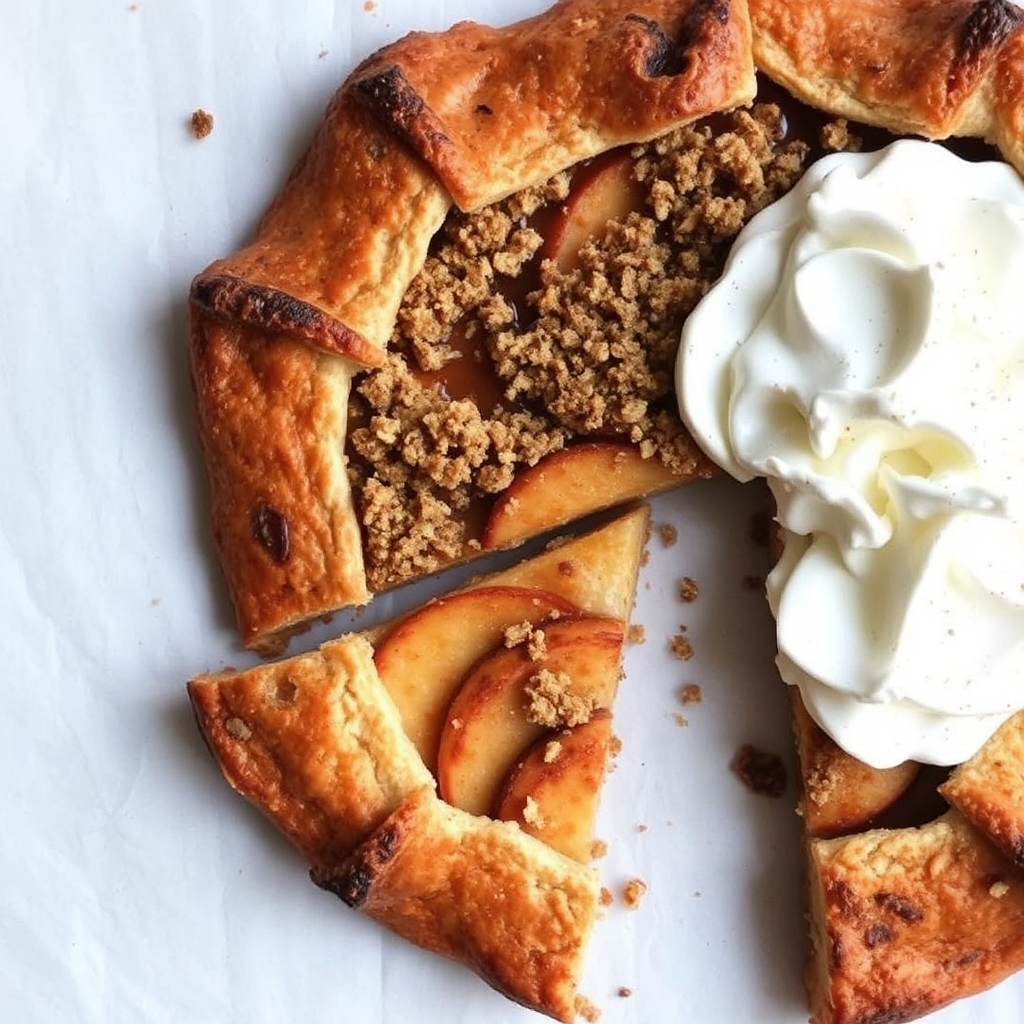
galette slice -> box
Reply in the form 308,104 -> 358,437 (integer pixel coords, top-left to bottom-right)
187,506 -> 648,1021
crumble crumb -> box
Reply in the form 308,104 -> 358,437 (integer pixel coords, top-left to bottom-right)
590,839 -> 608,860
617,987 -> 633,999
627,623 -> 646,645
658,523 -> 678,547
673,713 -> 689,727
609,734 -> 623,758
190,109 -> 214,139
522,795 -> 546,829
990,880 -> 1011,898
677,576 -> 699,602
623,878 -> 648,909
600,887 -> 614,907
543,739 -> 562,763
525,670 -> 595,727
677,683 -> 702,705
349,105 -> 818,589
820,118 -> 863,153
731,743 -> 787,798
637,823 -> 648,833
449,717 -> 463,731
670,634 -> 694,661
575,995 -> 602,1022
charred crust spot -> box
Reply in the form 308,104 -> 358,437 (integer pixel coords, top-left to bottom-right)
864,923 -> 893,948
475,103 -> 494,116
864,61 -> 889,74
312,866 -> 370,908
874,892 -> 924,923
354,65 -> 428,128
827,878 -> 859,916
252,503 -> 291,564
954,0 -> 1024,75
624,14 -> 687,78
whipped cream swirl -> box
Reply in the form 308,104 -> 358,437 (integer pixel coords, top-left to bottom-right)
677,140 -> 1024,768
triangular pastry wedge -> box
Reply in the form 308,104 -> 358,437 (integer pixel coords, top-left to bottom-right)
188,507 -> 648,1021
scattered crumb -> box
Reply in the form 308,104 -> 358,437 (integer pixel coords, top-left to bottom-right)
731,743 -> 787,798
318,49 -> 329,59
609,735 -> 623,758
672,713 -> 689,727
522,795 -> 546,829
543,740 -> 562,763
363,0 -> 376,9
525,670 -> 595,727
590,839 -> 608,860
627,623 -> 646,645
151,597 -> 162,606
670,633 -> 695,661
128,3 -> 139,10
449,717 -> 463,731
677,576 -> 699,602
623,878 -> 648,910
640,548 -> 651,568
748,510 -> 771,548
677,683 -> 702,705
637,823 -> 648,833
617,987 -> 633,999
189,108 -> 214,139
990,880 -> 1011,899
742,573 -> 764,590
575,995 -> 602,1022
658,523 -> 678,547
600,887 -> 614,907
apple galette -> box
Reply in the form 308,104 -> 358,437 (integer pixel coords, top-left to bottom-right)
188,507 -> 647,1022
185,0 -> 1024,1022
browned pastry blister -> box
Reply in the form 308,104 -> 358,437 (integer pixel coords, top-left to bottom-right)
188,0 -> 756,653
187,509 -> 648,1021
749,0 -> 1024,171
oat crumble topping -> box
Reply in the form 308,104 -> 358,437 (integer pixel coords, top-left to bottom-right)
525,669 -> 596,727
348,105 -> 819,590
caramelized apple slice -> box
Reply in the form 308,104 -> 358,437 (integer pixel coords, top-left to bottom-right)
495,710 -> 614,863
541,152 -> 644,272
791,692 -> 921,839
483,442 -> 679,550
437,616 -> 624,816
374,586 -> 579,772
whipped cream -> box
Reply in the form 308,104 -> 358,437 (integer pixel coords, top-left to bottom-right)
677,139 -> 1024,768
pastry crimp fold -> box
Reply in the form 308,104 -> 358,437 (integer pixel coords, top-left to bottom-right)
187,0 -> 756,652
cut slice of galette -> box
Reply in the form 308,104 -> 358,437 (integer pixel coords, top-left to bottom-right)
187,507 -> 647,1022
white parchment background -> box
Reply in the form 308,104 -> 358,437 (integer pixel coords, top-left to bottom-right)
2,2 -> 1021,1022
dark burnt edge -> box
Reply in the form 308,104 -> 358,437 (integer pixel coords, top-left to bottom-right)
623,14 -> 687,78
352,64 -> 452,174
951,0 -> 1024,81
190,273 -> 384,367
310,818 -> 402,908
678,0 -> 732,53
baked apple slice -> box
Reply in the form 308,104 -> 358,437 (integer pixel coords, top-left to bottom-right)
541,152 -> 645,272
483,442 -> 682,550
436,615 -> 624,815
495,710 -> 615,863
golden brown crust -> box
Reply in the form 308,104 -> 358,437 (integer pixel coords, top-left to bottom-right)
806,811 -> 1024,1024
942,711 -> 1024,868
191,89 -> 451,368
187,635 -> 432,872
189,314 -> 369,653
750,0 -> 1024,173
352,0 -> 756,211
312,787 -> 599,1024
